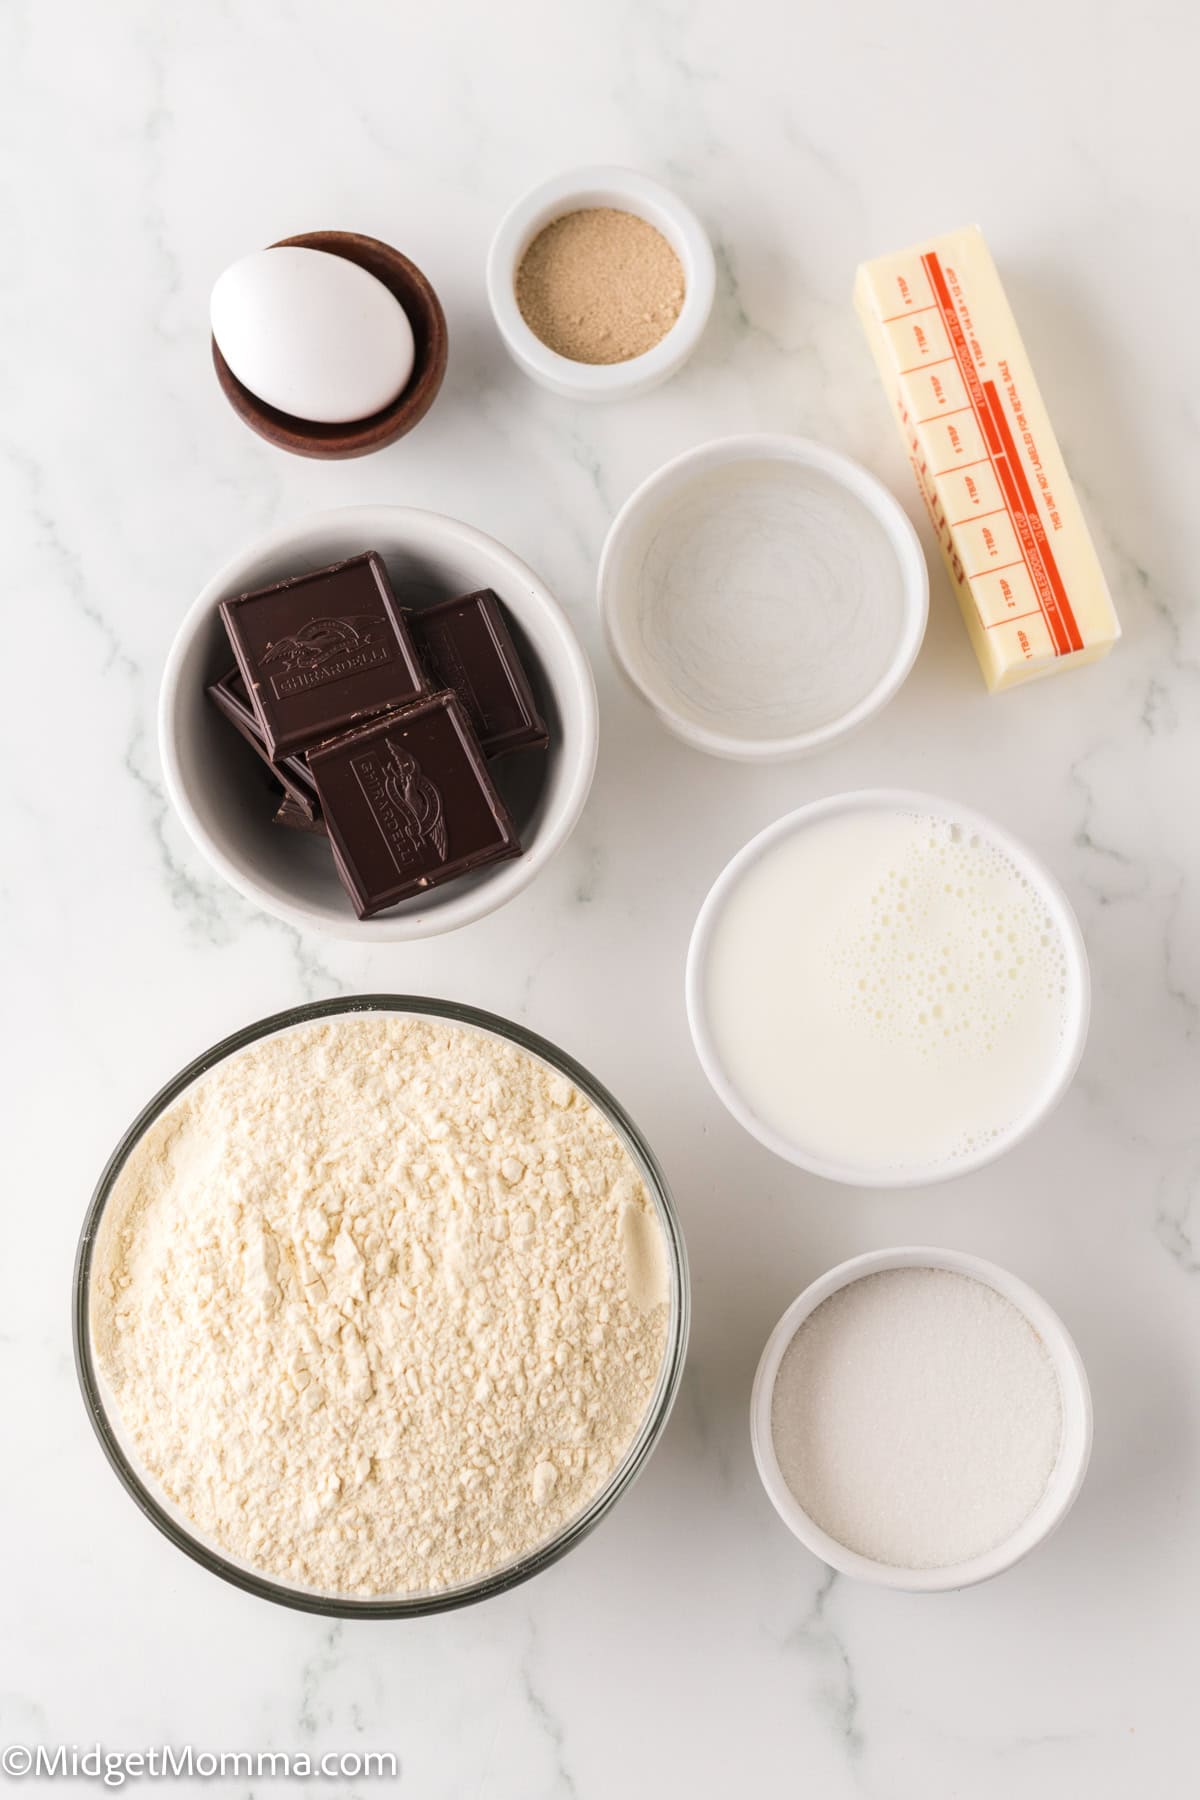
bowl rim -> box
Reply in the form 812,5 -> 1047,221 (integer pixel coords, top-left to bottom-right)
749,1245 -> 1093,1592
597,433 -> 930,761
486,164 -> 715,398
685,787 -> 1091,1186
159,504 -> 599,941
72,994 -> 691,1619
211,230 -> 448,458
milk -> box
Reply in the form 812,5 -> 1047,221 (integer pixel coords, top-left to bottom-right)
702,806 -> 1075,1174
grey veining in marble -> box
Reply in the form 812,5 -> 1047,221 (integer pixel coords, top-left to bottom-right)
3,1 -> 1198,1795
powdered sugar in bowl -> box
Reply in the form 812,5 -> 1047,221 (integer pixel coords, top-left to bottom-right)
750,1247 -> 1092,1593
74,996 -> 688,1617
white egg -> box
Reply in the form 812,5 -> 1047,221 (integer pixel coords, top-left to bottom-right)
211,246 -> 417,425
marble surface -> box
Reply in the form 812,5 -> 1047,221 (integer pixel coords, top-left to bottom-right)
4,1 -> 1198,1794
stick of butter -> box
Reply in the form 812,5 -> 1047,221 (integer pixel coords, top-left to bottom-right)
855,226 -> 1119,691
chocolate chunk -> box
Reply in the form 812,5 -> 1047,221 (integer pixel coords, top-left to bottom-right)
207,667 -> 320,812
273,794 -> 328,835
407,589 -> 548,757
219,551 -> 427,758
308,691 -> 520,918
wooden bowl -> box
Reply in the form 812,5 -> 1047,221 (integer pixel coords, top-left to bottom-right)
211,230 -> 448,459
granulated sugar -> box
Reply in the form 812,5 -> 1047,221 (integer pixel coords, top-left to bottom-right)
771,1268 -> 1062,1569
91,1014 -> 670,1597
515,207 -> 684,363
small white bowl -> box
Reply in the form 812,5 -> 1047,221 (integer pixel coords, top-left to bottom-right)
597,435 -> 928,760
686,789 -> 1091,1186
750,1246 -> 1093,1592
159,506 -> 598,941
486,165 -> 715,400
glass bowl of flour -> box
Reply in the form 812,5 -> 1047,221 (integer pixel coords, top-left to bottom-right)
73,997 -> 688,1617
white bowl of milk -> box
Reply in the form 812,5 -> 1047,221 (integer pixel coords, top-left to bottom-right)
686,790 -> 1090,1187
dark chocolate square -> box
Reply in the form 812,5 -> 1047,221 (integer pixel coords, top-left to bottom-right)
308,691 -> 520,918
219,551 -> 427,758
207,667 -> 320,811
407,589 -> 548,757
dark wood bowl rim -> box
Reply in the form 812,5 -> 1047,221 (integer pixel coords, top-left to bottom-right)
211,229 -> 448,456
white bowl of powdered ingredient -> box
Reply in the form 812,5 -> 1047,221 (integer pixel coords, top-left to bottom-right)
751,1247 -> 1092,1592
74,997 -> 688,1617
487,165 -> 715,399
598,436 -> 929,758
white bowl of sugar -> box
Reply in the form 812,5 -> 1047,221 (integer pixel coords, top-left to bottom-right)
687,789 -> 1090,1186
750,1247 -> 1093,1592
598,435 -> 929,759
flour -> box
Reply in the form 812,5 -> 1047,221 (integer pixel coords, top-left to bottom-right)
771,1269 -> 1062,1569
91,1013 -> 671,1597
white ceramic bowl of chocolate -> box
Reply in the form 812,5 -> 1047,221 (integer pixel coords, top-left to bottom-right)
159,506 -> 598,940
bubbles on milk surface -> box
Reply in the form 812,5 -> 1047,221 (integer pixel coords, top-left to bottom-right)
702,805 -> 1077,1172
827,815 -> 1069,1160
835,821 -> 1067,1038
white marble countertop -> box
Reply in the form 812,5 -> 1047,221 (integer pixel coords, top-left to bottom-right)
5,1 -> 1198,1794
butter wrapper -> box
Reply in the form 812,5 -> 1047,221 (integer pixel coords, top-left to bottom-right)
855,226 -> 1119,691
